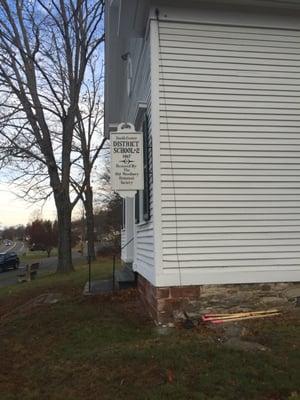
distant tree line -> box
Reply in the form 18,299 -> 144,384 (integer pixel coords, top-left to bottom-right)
0,192 -> 122,258
1,225 -> 25,241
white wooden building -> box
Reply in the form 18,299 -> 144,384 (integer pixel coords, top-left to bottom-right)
105,0 -> 300,322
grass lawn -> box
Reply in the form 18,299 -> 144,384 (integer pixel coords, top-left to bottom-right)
0,259 -> 299,400
20,249 -> 58,264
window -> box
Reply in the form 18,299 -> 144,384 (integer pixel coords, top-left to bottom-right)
142,115 -> 150,221
126,56 -> 133,97
122,199 -> 126,229
135,113 -> 151,223
135,192 -> 140,224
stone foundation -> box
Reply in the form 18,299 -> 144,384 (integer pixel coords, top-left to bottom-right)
137,274 -> 300,325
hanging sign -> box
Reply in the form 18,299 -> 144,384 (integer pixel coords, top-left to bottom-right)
110,123 -> 144,198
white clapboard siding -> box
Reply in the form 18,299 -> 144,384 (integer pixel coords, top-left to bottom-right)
121,229 -> 126,249
162,214 -> 300,221
120,38 -> 155,272
135,74 -> 155,272
121,200 -> 134,263
158,20 -> 300,277
134,42 -> 155,273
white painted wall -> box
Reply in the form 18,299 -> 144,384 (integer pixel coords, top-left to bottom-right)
153,6 -> 300,286
133,53 -> 155,283
118,32 -> 156,284
110,1 -> 300,286
121,198 -> 134,263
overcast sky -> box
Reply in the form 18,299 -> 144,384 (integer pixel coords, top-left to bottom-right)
0,183 -> 57,228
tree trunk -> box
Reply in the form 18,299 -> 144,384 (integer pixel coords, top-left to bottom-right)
85,184 -> 96,261
55,195 -> 74,273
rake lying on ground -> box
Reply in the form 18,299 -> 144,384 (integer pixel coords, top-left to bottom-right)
202,309 -> 281,324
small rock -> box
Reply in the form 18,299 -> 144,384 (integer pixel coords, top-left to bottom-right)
261,284 -> 271,292
274,283 -> 289,290
224,338 -> 269,352
183,312 -> 200,320
285,288 -> 300,300
48,299 -> 59,304
44,293 -> 62,304
182,319 -> 195,330
172,310 -> 186,320
154,326 -> 172,336
223,324 -> 245,338
260,296 -> 287,305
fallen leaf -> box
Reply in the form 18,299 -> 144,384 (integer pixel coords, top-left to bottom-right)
166,369 -> 175,383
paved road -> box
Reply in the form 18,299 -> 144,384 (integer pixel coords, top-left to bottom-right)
0,240 -> 26,255
0,242 -> 85,289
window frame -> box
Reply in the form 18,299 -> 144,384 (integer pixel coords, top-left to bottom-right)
122,199 -> 126,230
134,112 -> 151,225
142,114 -> 150,222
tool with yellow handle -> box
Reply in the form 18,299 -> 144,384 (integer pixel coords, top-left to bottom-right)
202,309 -> 280,323
209,312 -> 281,324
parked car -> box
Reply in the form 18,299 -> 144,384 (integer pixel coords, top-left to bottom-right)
0,252 -> 20,272
29,244 -> 46,251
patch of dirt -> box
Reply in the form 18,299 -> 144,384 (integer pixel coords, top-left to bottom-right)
85,288 -> 151,325
0,293 -> 63,325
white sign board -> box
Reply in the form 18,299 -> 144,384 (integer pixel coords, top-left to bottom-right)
110,123 -> 144,198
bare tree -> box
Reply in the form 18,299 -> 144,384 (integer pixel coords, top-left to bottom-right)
0,0 -> 104,272
70,60 -> 106,260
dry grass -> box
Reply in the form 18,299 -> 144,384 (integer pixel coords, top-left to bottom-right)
0,259 -> 299,400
